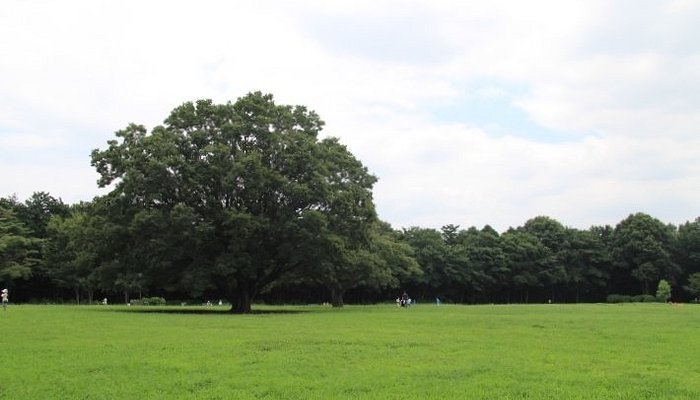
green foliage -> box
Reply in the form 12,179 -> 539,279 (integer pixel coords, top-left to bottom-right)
606,294 -> 632,303
685,272 -> 700,299
611,213 -> 679,294
13,191 -> 70,238
677,219 -> 700,273
90,93 -> 378,312
608,294 -> 660,303
44,209 -> 106,304
561,228 -> 611,302
0,206 -> 41,285
501,230 -> 551,303
130,296 -> 166,306
522,215 -> 567,253
656,279 -> 672,302
631,294 -> 659,303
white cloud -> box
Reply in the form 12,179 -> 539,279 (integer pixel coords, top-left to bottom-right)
0,133 -> 63,149
0,161 -> 108,204
2,0 -> 699,231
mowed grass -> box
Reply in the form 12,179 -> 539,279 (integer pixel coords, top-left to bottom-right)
2,303 -> 700,399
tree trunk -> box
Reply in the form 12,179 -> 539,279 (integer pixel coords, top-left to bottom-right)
330,287 -> 345,308
231,288 -> 252,313
74,288 -> 80,305
124,291 -> 129,304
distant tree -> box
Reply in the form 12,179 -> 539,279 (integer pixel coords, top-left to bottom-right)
0,206 -> 41,287
521,216 -> 568,300
500,229 -> 551,303
372,223 -> 422,293
0,195 -> 20,210
438,225 -> 473,302
1,193 -> 71,300
14,192 -> 70,238
308,221 -> 420,307
611,213 -> 679,294
400,227 -> 450,301
560,228 -> 611,302
676,218 -> 700,279
684,273 -> 700,301
656,279 -> 671,302
441,224 -> 461,246
456,226 -> 507,303
522,216 -> 567,253
45,209 -> 105,304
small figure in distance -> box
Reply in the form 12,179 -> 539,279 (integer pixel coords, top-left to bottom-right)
1,289 -> 8,310
401,291 -> 409,307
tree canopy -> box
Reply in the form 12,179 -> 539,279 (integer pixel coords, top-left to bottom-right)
90,92 -> 378,312
0,206 -> 40,285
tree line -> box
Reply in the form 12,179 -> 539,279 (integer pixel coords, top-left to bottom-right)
2,93 -> 700,311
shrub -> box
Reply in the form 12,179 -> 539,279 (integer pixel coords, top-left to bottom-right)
130,297 -> 166,306
656,279 -> 671,302
631,294 -> 658,303
142,297 -> 166,306
606,294 -> 631,303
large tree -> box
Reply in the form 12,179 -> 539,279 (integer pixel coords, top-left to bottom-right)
90,92 -> 377,313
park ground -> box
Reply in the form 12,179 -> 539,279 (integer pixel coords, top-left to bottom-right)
2,303 -> 699,399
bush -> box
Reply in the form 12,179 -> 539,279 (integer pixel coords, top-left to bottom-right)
608,294 -> 661,303
631,294 -> 658,303
656,279 -> 671,302
606,294 -> 631,303
130,297 -> 166,306
143,297 -> 166,306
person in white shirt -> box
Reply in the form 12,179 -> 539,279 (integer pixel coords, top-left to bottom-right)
1,289 -> 8,310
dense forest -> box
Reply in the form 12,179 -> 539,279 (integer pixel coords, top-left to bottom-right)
3,192 -> 700,308
2,93 -> 700,311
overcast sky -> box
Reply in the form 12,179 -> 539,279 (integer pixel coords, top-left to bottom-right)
2,0 -> 699,232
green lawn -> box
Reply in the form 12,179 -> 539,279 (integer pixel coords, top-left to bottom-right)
2,303 -> 699,399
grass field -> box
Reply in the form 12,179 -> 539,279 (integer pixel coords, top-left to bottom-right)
2,303 -> 700,399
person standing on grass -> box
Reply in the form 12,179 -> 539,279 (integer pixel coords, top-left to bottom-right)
401,291 -> 409,307
1,289 -> 8,310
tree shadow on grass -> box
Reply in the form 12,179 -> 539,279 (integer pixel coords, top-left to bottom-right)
94,307 -> 308,316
